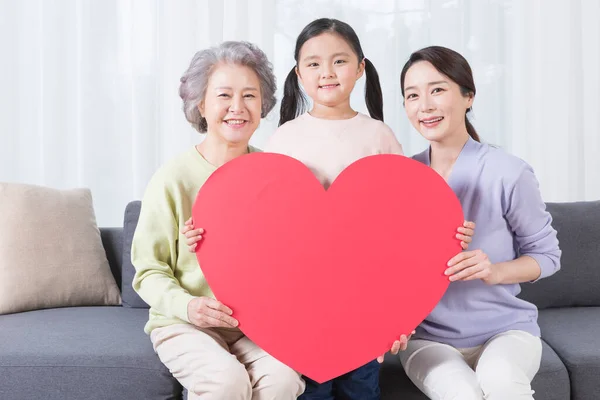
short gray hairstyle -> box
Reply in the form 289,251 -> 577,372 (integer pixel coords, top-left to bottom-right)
179,41 -> 277,133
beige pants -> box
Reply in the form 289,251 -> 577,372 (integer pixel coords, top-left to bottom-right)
150,323 -> 305,400
399,330 -> 542,400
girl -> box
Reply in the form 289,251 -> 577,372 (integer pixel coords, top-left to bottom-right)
184,22 -> 474,400
398,46 -> 561,400
249,18 -> 405,399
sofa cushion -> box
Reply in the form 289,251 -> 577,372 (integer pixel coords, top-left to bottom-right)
121,201 -> 149,308
0,183 -> 121,315
519,201 -> 600,309
0,307 -> 180,400
538,307 -> 600,400
378,338 -> 569,400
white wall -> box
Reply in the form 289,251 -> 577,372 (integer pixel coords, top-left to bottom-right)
1,0 -> 598,226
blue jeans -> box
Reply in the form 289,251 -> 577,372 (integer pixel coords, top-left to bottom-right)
298,360 -> 381,400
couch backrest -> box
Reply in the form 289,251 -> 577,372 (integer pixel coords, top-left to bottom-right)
100,227 -> 124,292
99,202 -> 147,308
120,201 -> 148,308
111,199 -> 600,311
518,200 -> 600,309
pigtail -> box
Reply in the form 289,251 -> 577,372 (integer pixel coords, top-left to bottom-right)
278,67 -> 307,126
363,58 -> 384,122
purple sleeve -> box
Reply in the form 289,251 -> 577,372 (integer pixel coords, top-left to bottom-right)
504,165 -> 561,280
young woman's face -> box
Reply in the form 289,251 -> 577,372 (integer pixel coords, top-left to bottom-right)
403,61 -> 473,143
198,63 -> 262,145
296,33 -> 365,108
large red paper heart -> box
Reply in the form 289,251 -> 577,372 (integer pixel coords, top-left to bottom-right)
193,152 -> 462,383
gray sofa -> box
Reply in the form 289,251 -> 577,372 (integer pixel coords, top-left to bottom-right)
382,200 -> 600,400
1,200 -> 599,399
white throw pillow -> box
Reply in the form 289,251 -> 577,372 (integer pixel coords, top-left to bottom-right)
0,182 -> 121,314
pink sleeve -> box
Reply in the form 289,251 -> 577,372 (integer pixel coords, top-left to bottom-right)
263,127 -> 284,153
379,124 -> 404,155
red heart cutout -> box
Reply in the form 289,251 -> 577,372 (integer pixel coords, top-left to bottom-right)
193,152 -> 462,383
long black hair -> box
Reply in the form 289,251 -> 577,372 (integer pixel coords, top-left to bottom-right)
278,18 -> 384,126
400,46 -> 480,142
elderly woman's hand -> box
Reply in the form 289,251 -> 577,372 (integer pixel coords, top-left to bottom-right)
181,217 -> 204,252
187,296 -> 239,329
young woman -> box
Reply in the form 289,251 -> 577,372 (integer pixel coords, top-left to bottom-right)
398,45 -> 561,400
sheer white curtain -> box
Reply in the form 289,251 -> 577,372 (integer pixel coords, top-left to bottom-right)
1,0 -> 598,226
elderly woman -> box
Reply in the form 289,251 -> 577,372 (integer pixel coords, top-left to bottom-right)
132,41 -> 305,399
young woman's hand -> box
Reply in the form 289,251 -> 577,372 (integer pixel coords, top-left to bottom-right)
187,296 -> 239,328
445,249 -> 500,284
457,220 -> 476,250
377,331 -> 415,363
180,217 -> 204,252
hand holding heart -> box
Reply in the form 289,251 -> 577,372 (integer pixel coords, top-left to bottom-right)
187,296 -> 239,329
445,248 -> 499,284
456,221 -> 476,249
376,331 -> 415,363
181,217 -> 204,252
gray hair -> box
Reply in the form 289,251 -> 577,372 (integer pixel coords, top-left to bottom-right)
179,41 -> 277,133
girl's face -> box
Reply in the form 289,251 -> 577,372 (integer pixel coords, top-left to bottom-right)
198,63 -> 262,145
403,61 -> 473,143
296,33 -> 365,109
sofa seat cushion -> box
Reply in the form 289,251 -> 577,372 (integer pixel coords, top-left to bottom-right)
0,307 -> 181,400
378,338 -> 569,400
539,307 -> 600,400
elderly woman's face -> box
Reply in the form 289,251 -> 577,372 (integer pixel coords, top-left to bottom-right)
199,63 -> 262,145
